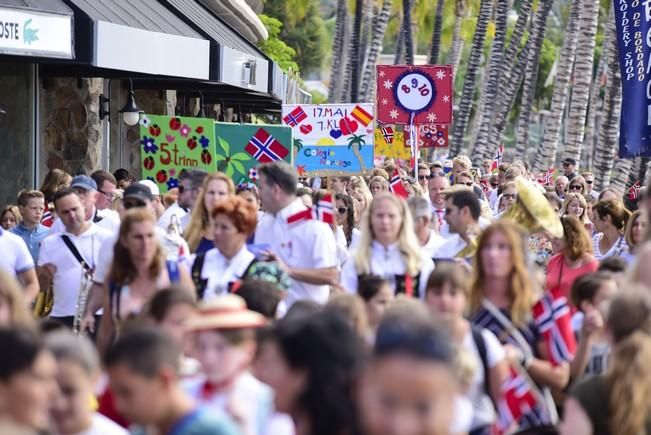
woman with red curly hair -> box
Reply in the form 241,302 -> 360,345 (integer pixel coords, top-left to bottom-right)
191,195 -> 259,300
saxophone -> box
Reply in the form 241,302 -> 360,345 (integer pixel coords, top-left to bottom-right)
73,262 -> 94,335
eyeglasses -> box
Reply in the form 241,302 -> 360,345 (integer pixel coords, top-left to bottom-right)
178,185 -> 197,194
123,199 -> 146,210
418,175 -> 429,181
337,207 -> 347,215
585,180 -> 593,184
562,162 -> 570,167
569,185 -> 583,191
463,182 -> 473,186
98,189 -> 115,201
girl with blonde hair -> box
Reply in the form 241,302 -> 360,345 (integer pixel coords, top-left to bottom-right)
561,192 -> 591,229
340,193 -> 434,297
621,209 -> 648,264
470,221 -> 571,431
183,172 -> 235,253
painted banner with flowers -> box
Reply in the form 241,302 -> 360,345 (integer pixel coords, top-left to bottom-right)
140,114 -> 217,193
282,104 -> 374,176
213,122 -> 293,184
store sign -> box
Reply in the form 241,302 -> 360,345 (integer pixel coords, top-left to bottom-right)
0,7 -> 72,58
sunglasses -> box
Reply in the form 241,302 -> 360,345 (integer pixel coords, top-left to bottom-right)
123,199 -> 146,210
337,207 -> 347,215
178,185 -> 198,194
569,185 -> 583,191
463,182 -> 473,186
585,180 -> 593,184
503,193 -> 516,199
562,162 -> 571,167
418,175 -> 429,181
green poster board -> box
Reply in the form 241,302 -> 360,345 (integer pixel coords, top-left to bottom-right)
140,114 -> 217,193
214,122 -> 293,184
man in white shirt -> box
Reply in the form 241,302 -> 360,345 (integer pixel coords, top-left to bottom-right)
434,189 -> 482,260
80,183 -> 190,333
254,161 -> 337,308
158,169 -> 207,233
0,226 -> 38,303
50,175 -> 120,234
37,188 -> 113,328
429,174 -> 451,238
408,196 -> 444,259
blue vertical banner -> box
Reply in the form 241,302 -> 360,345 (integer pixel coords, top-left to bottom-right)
615,0 -> 651,157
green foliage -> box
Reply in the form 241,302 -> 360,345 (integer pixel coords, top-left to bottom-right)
258,15 -> 299,72
310,89 -> 328,104
263,0 -> 327,74
535,37 -> 556,104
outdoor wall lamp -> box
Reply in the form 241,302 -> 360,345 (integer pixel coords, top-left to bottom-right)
119,79 -> 142,126
99,94 -> 110,120
196,91 -> 205,118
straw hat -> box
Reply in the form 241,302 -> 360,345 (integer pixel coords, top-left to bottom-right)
187,294 -> 266,332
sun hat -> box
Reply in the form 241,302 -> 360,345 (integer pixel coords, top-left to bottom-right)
186,294 -> 266,332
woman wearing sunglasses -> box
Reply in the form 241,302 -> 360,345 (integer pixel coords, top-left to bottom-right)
568,176 -> 588,196
335,193 -> 359,250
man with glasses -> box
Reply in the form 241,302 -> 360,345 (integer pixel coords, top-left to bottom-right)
49,175 -> 120,234
581,171 -> 599,199
158,169 -> 207,233
417,163 -> 431,193
562,157 -> 578,181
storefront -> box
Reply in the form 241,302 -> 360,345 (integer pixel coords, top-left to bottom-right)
0,0 -> 73,206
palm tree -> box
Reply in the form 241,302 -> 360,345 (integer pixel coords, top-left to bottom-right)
610,157 -> 635,194
359,0 -> 392,102
593,22 -> 621,192
358,0 -> 374,76
562,0 -> 599,163
429,0 -> 445,64
328,0 -> 348,103
448,0 -> 466,75
349,0 -> 365,102
531,0 -> 581,174
451,0 -> 493,155
469,0 -> 507,158
403,0 -> 415,64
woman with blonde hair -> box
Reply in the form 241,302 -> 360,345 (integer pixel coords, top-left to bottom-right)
562,287 -> 651,435
470,221 -> 571,431
0,205 -> 21,230
561,192 -> 591,229
351,186 -> 373,228
0,268 -> 34,330
97,208 -> 193,354
183,172 -> 235,253
340,193 -> 434,297
368,176 -> 389,197
621,209 -> 648,264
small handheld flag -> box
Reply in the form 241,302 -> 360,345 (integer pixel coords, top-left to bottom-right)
389,169 -> 409,199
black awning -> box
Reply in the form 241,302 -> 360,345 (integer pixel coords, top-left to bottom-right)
0,0 -> 72,15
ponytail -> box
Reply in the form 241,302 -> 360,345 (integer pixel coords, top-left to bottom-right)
606,331 -> 651,435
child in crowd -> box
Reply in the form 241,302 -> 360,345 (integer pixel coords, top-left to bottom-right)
104,327 -> 238,435
569,272 -> 618,378
356,275 -> 394,340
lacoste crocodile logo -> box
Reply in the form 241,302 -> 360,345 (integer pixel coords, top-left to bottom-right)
23,19 -> 38,45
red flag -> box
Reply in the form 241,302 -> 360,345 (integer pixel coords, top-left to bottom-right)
350,105 -> 373,126
315,193 -> 335,224
496,366 -> 551,432
532,290 -> 576,366
282,106 -> 307,126
628,180 -> 641,200
490,144 -> 504,172
245,128 -> 289,163
287,208 -> 313,228
380,126 -> 394,144
536,168 -> 556,186
389,169 -> 409,198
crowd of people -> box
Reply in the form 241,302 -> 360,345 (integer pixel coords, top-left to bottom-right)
0,153 -> 650,435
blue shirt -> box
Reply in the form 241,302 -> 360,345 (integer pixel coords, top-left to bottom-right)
10,223 -> 49,262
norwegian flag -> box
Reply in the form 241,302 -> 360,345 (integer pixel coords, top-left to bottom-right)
536,168 -> 555,186
496,366 -> 551,432
491,144 -> 504,172
245,128 -> 289,163
41,205 -> 54,228
389,169 -> 409,198
282,106 -> 307,126
315,193 -> 335,224
628,180 -> 641,200
380,126 -> 394,144
532,291 -> 576,366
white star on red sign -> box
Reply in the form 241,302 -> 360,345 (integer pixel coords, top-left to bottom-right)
379,70 -> 385,78
443,95 -> 450,103
427,113 -> 437,122
381,98 -> 388,105
389,109 -> 399,119
435,70 -> 446,80
383,80 -> 393,90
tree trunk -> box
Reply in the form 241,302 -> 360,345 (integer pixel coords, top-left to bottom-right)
472,0 -> 534,161
610,157 -> 635,194
448,0 -> 466,77
531,0 -> 581,173
359,0 -> 392,102
358,0 -> 374,76
481,0 -> 553,164
562,0 -> 599,162
349,0 -> 364,103
470,0 -> 507,159
429,0 -> 446,64
394,20 -> 404,64
403,0 -> 415,64
328,0 -> 348,103
593,21 -> 622,192
451,0 -> 493,155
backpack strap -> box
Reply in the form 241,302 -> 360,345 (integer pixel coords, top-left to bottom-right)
166,260 -> 180,283
471,325 -> 494,409
227,258 -> 259,293
191,252 -> 208,300
109,280 -> 121,323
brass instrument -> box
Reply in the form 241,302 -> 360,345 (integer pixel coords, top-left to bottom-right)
73,263 -> 94,335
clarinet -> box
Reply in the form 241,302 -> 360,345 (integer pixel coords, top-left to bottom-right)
73,264 -> 93,335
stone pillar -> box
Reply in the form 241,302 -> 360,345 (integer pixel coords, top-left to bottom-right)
40,77 -> 103,174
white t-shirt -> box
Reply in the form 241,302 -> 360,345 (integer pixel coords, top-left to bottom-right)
0,228 -> 34,277
78,413 -> 128,435
341,241 -> 435,298
254,199 -> 337,306
93,226 -> 189,285
592,233 -> 628,261
197,245 -> 255,300
422,229 -> 445,259
158,202 -> 188,233
462,328 -> 505,430
432,234 -> 467,259
38,224 -> 113,317
49,208 -> 120,235
450,395 -> 474,435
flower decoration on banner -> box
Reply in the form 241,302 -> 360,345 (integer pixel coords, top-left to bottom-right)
248,168 -> 258,181
141,136 -> 158,154
376,65 -> 453,125
140,115 -> 151,127
297,165 -> 307,177
166,177 -> 179,190
628,180 -> 641,200
199,135 -> 210,149
180,124 -> 191,137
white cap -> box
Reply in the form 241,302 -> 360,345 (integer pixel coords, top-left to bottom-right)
138,179 -> 160,196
